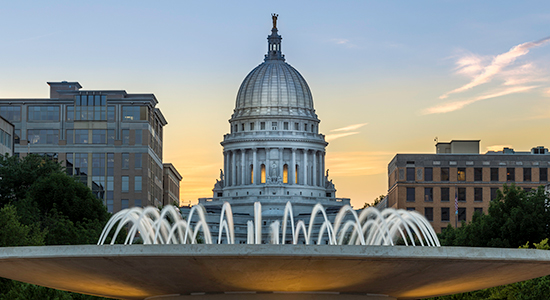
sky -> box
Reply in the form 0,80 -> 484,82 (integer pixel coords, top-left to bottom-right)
1,1 -> 549,208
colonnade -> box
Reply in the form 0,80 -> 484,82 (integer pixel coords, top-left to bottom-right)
223,147 -> 325,188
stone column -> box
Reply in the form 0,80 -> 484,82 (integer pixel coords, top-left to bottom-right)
266,147 -> 270,182
223,151 -> 227,187
231,150 -> 236,187
241,150 -> 246,186
252,148 -> 257,184
303,149 -> 307,186
313,151 -> 317,187
291,148 -> 296,185
279,147 -> 284,183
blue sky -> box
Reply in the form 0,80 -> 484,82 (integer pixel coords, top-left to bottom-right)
1,1 -> 549,206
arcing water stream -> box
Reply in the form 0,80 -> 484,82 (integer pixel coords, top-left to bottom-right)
98,202 -> 440,247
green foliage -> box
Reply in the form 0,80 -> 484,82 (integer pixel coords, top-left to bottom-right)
0,205 -> 45,247
438,184 -> 550,248
429,185 -> 550,300
362,194 -> 385,209
0,154 -> 112,298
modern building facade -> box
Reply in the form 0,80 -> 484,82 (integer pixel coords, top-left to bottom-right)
0,81 -> 180,212
386,140 -> 550,232
185,15 -> 350,244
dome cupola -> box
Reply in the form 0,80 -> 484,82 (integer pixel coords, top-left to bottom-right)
232,14 -> 317,120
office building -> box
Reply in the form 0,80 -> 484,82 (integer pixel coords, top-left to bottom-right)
0,81 -> 181,212
386,140 -> 549,232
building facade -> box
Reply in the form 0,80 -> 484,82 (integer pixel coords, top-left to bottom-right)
387,140 -> 550,233
0,81 -> 180,212
163,163 -> 182,206
185,16 -> 350,244
0,116 -> 14,156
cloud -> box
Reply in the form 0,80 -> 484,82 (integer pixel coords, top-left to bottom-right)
325,132 -> 360,142
440,36 -> 550,99
424,85 -> 538,114
325,123 -> 368,141
330,123 -> 368,132
329,38 -> 357,48
545,88 -> 550,97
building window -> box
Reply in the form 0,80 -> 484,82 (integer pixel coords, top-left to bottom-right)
458,207 -> 466,222
441,167 -> 449,181
135,129 -> 142,145
540,168 -> 548,182
524,187 -> 532,193
250,122 -> 254,130
135,153 -> 142,169
122,130 -> 130,145
424,207 -> 433,222
134,199 -> 142,207
107,200 -> 113,213
92,130 -> 106,144
0,106 -> 21,122
75,95 -> 106,121
406,187 -> 415,202
121,199 -> 129,210
260,164 -> 266,183
241,123 -> 245,131
474,168 -> 482,181
490,168 -> 499,181
122,106 -> 146,121
523,168 -> 531,182
474,207 -> 483,215
122,176 -> 129,192
457,168 -> 466,181
283,164 -> 288,183
424,187 -> 433,202
28,106 -> 60,121
75,129 -> 88,144
458,187 -> 466,202
406,207 -> 415,211
250,165 -> 254,184
135,176 -> 142,192
233,124 -> 238,133
474,187 -> 482,202
272,122 -> 277,130
107,130 -> 115,145
107,106 -> 116,122
406,167 -> 415,181
260,122 -> 266,130
284,122 -> 289,130
304,124 -> 308,131
425,167 -> 433,181
294,123 -> 299,130
506,168 -> 515,181
27,130 -> 59,145
491,187 -> 498,201
441,187 -> 450,202
295,165 -> 299,184
441,207 -> 450,222
122,153 -> 129,169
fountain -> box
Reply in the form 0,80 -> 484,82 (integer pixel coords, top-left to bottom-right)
1,203 -> 550,300
98,202 -> 440,247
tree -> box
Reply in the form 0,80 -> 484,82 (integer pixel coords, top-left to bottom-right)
429,185 -> 550,299
362,195 -> 386,209
439,184 -> 550,248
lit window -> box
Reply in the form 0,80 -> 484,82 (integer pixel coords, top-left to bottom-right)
457,168 -> 466,181
122,106 -> 146,121
261,164 -> 266,183
283,164 -> 288,183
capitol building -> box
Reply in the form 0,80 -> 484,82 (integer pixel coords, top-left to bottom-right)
186,15 -> 350,244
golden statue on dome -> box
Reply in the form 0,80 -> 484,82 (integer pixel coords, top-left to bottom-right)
272,13 -> 278,29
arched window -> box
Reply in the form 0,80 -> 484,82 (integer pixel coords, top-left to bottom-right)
283,164 -> 288,183
261,164 -> 266,183
295,164 -> 299,184
250,165 -> 254,184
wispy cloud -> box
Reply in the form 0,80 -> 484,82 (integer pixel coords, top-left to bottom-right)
424,85 -> 538,114
425,36 -> 550,114
325,123 -> 368,141
440,36 -> 550,100
330,123 -> 368,132
329,38 -> 357,48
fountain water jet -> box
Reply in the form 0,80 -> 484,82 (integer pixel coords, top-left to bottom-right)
98,202 -> 440,247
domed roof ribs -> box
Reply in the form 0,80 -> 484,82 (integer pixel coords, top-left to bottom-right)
265,14 -> 285,62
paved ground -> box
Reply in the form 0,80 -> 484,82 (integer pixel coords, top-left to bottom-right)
0,245 -> 550,300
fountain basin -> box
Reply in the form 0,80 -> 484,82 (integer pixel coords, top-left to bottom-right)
1,244 -> 550,300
